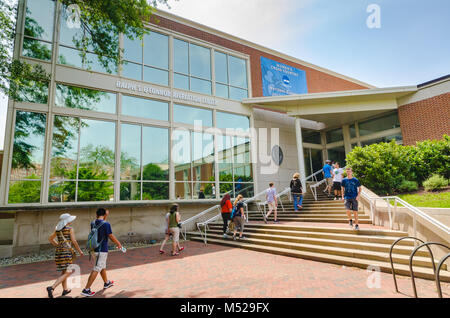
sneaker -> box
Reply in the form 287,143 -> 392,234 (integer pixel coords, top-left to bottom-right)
223,234 -> 228,239
61,289 -> 71,297
274,220 -> 280,223
46,286 -> 54,298
159,250 -> 165,255
334,197 -> 337,201
349,220 -> 353,228
103,281 -> 114,289
263,215 -> 268,224
233,235 -> 237,241
354,225 -> 360,231
81,289 -> 96,297
179,247 -> 185,252
239,236 -> 246,240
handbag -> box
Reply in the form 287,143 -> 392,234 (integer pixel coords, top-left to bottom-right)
58,230 -> 77,261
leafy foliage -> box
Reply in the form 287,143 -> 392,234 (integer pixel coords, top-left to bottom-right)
346,135 -> 450,195
397,180 -> 419,193
423,175 -> 449,192
8,176 -> 41,204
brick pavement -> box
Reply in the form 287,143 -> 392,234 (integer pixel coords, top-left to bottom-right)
0,241 -> 448,298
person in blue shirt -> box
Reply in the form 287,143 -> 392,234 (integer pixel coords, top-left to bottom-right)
341,167 -> 362,231
322,160 -> 334,197
81,208 -> 123,297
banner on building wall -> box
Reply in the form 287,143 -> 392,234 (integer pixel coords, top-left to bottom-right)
260,56 -> 308,96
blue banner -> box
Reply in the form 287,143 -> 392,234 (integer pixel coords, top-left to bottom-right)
260,56 -> 308,96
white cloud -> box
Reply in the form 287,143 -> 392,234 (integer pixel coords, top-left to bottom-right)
162,0 -> 319,52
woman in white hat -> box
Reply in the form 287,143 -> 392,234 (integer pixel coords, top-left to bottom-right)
46,213 -> 84,298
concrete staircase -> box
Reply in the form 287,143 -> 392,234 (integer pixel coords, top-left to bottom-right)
188,191 -> 450,282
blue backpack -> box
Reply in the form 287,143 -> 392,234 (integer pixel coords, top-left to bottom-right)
86,220 -> 105,259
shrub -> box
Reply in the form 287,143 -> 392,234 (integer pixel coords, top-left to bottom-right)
411,135 -> 450,182
423,175 -> 449,192
345,140 -> 414,195
397,180 -> 419,193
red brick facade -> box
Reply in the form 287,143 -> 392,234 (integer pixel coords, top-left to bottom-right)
153,15 -> 370,96
399,93 -> 450,145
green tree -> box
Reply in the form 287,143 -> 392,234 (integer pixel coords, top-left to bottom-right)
8,175 -> 41,203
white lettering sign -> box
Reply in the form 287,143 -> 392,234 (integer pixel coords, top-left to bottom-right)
116,80 -> 217,106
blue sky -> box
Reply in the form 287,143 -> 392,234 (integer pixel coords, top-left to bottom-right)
1,0 -> 449,149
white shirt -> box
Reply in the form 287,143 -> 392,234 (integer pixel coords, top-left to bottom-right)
333,168 -> 344,183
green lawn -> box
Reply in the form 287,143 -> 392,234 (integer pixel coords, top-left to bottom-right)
397,192 -> 450,208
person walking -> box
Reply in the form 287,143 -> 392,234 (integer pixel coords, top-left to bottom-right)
220,193 -> 233,238
290,173 -> 303,212
81,208 -> 123,297
160,208 -> 184,254
232,194 -> 246,240
46,213 -> 84,298
332,162 -> 344,200
167,204 -> 182,256
322,160 -> 334,197
341,167 -> 362,231
264,183 -> 278,223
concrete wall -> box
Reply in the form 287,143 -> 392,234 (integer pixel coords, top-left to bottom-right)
10,202 -> 217,256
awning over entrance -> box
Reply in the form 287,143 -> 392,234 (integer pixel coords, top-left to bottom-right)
243,86 -> 417,126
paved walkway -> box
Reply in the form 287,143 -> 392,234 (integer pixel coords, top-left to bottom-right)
0,241 -> 448,298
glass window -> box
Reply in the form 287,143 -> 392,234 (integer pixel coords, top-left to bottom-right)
122,61 -> 142,81
59,6 -> 84,47
229,87 -> 248,101
123,36 -> 142,63
55,84 -> 116,113
77,181 -> 114,202
142,182 -> 169,200
350,124 -> 357,139
22,38 -> 52,61
85,52 -> 117,75
10,111 -> 47,179
192,132 -> 215,182
120,182 -> 141,201
303,130 -> 322,144
216,83 -> 228,99
361,134 -> 403,147
190,77 -> 212,95
16,80 -> 48,104
326,128 -> 343,143
216,112 -> 250,131
49,181 -> 75,203
24,0 -> 54,41
174,73 -> 189,91
58,46 -> 83,68
143,32 -> 168,69
174,104 -> 212,127
8,111 -> 47,204
359,113 -> 401,136
142,127 -> 169,181
215,52 -> 228,84
121,124 -> 141,181
78,119 -> 116,180
228,55 -> 247,88
327,146 -> 346,166
189,43 -> 211,80
50,116 -> 79,180
173,130 -> 191,182
173,39 -> 189,74
122,95 -> 168,121
143,66 -> 168,86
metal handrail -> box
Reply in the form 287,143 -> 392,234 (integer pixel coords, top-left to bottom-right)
310,179 -> 327,201
389,237 -> 427,293
257,187 -> 291,219
180,205 -> 221,241
196,213 -> 222,245
360,190 -> 450,236
409,242 -> 450,298
436,252 -> 450,298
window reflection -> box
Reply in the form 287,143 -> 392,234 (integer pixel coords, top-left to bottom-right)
173,104 -> 212,127
214,52 -> 248,101
216,112 -> 250,131
359,113 -> 401,136
122,95 -> 168,121
190,43 -> 211,80
55,84 -> 116,114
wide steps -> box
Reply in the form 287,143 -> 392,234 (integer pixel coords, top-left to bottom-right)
189,235 -> 450,282
249,213 -> 370,219
249,217 -> 373,224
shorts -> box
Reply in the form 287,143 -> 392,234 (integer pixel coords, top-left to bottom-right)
268,201 -> 277,211
326,178 -> 333,187
234,216 -> 245,232
345,198 -> 359,212
169,227 -> 180,243
333,182 -> 342,191
93,252 -> 108,272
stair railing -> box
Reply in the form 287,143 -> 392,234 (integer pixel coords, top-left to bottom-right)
436,252 -> 450,298
180,205 -> 221,241
310,179 -> 327,201
256,187 -> 291,220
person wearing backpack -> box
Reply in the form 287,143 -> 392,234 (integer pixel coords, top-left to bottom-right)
290,173 -> 303,212
232,195 -> 246,240
46,213 -> 84,298
81,208 -> 123,297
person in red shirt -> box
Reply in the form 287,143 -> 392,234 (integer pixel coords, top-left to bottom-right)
220,193 -> 233,239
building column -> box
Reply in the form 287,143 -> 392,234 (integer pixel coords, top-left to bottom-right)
294,117 -> 307,191
342,124 -> 352,155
